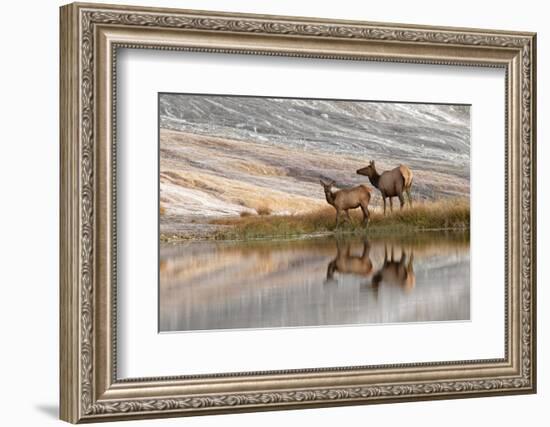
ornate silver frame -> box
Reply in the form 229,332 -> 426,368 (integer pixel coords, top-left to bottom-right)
60,2 -> 536,423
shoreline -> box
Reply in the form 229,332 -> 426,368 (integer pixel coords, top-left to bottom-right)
160,226 -> 470,244
161,197 -> 470,243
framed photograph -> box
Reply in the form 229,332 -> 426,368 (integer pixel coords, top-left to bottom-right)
60,2 -> 537,423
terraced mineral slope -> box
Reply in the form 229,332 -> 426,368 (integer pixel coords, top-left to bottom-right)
159,95 -> 470,235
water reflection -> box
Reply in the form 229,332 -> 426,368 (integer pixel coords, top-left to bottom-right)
159,232 -> 469,332
371,246 -> 415,292
326,240 -> 373,285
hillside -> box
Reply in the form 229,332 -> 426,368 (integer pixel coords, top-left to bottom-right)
159,95 -> 470,236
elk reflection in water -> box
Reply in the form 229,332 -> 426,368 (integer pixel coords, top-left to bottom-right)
325,240 -> 415,294
371,246 -> 415,292
326,240 -> 373,285
159,233 -> 469,332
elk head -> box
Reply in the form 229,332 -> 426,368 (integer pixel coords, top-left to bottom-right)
320,179 -> 335,191
320,179 -> 336,202
356,160 -> 377,177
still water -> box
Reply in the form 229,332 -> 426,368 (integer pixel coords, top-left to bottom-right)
159,233 -> 470,332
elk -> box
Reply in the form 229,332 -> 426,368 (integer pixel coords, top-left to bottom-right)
370,245 -> 415,292
356,161 -> 413,214
326,240 -> 373,283
320,179 -> 372,227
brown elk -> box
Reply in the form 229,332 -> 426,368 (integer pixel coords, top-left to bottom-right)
326,240 -> 373,283
370,245 -> 415,292
356,161 -> 413,214
320,179 -> 372,227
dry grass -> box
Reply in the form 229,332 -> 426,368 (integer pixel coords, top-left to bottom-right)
255,206 -> 272,216
159,205 -> 166,216
239,211 -> 253,217
211,198 -> 469,240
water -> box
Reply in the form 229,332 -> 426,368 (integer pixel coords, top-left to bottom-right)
159,232 -> 470,332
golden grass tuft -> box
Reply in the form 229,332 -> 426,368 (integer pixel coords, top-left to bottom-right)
211,198 -> 469,240
255,206 -> 272,216
240,211 -> 253,217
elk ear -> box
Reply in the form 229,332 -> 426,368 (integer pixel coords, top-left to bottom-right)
330,180 -> 336,186
320,179 -> 325,186
370,160 -> 375,166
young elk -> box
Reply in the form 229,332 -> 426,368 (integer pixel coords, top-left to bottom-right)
356,161 -> 413,215
320,179 -> 372,228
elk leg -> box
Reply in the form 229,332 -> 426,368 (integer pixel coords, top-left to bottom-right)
383,197 -> 387,215
335,209 -> 342,228
389,197 -> 394,212
408,251 -> 415,270
335,238 -> 344,254
344,242 -> 352,257
360,203 -> 370,226
406,188 -> 413,208
398,194 -> 405,209
345,209 -> 351,223
361,240 -> 371,258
